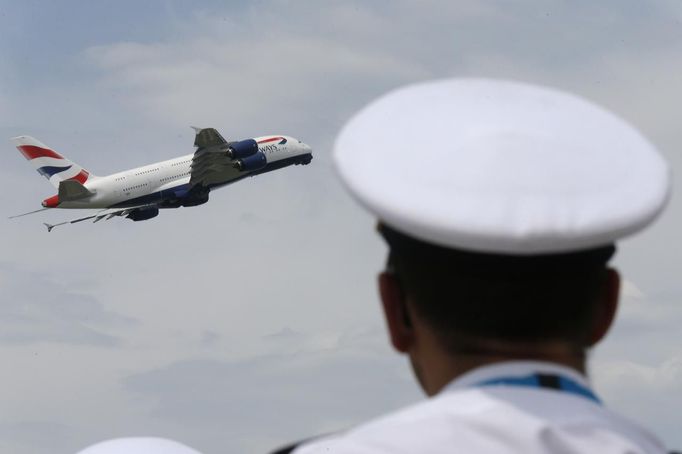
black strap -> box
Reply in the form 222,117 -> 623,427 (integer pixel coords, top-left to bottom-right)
536,373 -> 561,390
270,435 -> 329,454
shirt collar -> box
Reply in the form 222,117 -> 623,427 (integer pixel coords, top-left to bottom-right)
441,360 -> 592,395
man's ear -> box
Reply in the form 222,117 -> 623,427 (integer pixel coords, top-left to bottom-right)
589,268 -> 620,346
378,272 -> 414,353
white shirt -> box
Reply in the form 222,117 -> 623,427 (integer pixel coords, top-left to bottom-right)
293,361 -> 667,454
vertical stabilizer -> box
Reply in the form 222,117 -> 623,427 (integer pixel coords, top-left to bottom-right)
10,135 -> 96,189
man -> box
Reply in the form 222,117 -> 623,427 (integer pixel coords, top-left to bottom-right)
274,78 -> 672,453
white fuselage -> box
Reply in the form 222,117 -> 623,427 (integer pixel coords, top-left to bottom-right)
57,135 -> 312,209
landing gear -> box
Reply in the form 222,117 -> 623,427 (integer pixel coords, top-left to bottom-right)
181,185 -> 210,207
296,155 -> 313,165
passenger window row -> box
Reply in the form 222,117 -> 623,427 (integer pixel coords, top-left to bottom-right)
124,183 -> 149,191
135,168 -> 160,176
160,171 -> 191,183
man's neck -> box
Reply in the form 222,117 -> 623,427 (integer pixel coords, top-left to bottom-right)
413,338 -> 586,396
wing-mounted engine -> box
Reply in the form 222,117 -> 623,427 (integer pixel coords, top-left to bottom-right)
127,207 -> 159,221
189,130 -> 269,186
225,138 -> 267,171
226,139 -> 259,159
233,151 -> 267,172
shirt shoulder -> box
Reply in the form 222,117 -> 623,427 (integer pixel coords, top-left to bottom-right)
293,387 -> 667,454
293,389 -> 511,454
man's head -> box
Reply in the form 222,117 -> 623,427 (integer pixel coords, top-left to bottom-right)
376,224 -> 621,393
379,224 -> 618,346
332,78 -> 670,393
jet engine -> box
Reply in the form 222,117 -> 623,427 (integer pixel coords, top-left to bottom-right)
234,151 -> 267,172
127,207 -> 160,221
226,139 -> 259,159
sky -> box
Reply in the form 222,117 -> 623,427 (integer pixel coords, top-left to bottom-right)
0,1 -> 681,453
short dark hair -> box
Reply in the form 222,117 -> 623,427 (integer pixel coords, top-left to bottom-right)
379,225 -> 615,353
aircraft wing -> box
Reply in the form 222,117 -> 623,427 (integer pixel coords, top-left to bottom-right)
43,204 -> 159,232
189,127 -> 244,187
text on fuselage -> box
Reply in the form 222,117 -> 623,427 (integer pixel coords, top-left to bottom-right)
260,144 -> 279,154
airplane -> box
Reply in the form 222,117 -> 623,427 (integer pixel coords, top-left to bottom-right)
9,127 -> 312,231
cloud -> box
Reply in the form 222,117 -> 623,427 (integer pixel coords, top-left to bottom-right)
593,356 -> 682,447
621,279 -> 646,300
122,330 -> 421,453
0,421 -> 76,454
0,263 -> 135,346
591,279 -> 682,448
199,329 -> 220,347
595,278 -> 682,367
83,25 -> 430,134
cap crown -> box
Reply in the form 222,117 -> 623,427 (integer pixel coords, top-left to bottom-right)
334,79 -> 671,254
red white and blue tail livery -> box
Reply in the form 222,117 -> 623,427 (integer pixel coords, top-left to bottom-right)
10,127 -> 312,231
13,135 -> 94,188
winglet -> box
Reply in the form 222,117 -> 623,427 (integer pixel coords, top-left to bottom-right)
192,127 -> 228,148
191,126 -> 204,148
44,222 -> 55,233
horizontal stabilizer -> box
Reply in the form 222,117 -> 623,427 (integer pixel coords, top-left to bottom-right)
42,203 -> 159,232
9,207 -> 50,219
58,180 -> 94,201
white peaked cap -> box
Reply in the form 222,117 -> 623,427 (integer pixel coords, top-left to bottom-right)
76,437 -> 203,454
334,78 -> 671,254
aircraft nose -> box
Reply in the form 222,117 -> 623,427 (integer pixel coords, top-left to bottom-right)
298,141 -> 312,154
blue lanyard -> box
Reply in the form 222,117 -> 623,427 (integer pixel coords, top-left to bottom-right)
476,373 -> 601,404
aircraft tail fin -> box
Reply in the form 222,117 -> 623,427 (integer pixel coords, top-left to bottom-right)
10,135 -> 96,189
